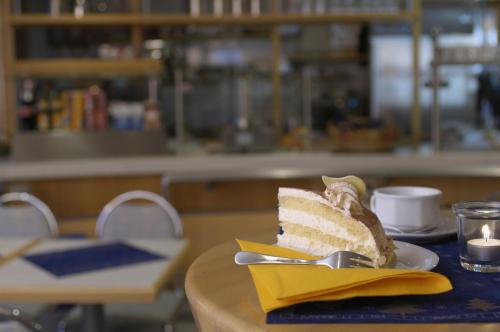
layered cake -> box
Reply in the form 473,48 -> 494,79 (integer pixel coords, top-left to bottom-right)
277,175 -> 395,267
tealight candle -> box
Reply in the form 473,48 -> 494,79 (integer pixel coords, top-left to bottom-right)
467,225 -> 500,262
453,201 -> 500,273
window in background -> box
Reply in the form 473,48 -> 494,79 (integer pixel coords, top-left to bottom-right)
372,1 -> 500,151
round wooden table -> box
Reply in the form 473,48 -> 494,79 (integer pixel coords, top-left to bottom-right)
185,232 -> 498,332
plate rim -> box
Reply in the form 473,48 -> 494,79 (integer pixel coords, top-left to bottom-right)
392,240 -> 439,271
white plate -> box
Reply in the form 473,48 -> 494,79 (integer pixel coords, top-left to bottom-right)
384,218 -> 456,243
392,240 -> 439,271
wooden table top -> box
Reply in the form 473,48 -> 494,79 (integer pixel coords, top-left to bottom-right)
0,238 -> 189,303
0,238 -> 38,265
185,231 -> 499,332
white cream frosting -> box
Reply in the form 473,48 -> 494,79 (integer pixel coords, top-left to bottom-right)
277,233 -> 342,257
324,182 -> 363,217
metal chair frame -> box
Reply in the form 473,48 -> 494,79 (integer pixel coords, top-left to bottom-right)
0,192 -> 58,237
95,190 -> 183,238
0,306 -> 46,332
94,190 -> 184,331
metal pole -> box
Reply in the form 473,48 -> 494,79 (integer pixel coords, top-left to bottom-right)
271,27 -> 282,140
174,69 -> 185,153
431,28 -> 441,152
302,66 -> 313,151
411,0 -> 422,146
237,75 -> 249,131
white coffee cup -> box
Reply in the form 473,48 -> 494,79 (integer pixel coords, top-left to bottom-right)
370,186 -> 442,232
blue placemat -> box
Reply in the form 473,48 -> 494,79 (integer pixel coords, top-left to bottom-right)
267,240 -> 500,324
24,242 -> 167,277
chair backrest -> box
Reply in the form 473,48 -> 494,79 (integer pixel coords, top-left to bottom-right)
96,190 -> 183,239
0,193 -> 58,237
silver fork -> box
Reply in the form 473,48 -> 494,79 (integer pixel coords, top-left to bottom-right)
235,251 -> 374,269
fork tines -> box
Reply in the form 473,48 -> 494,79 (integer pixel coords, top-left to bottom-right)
338,251 -> 374,268
348,258 -> 374,268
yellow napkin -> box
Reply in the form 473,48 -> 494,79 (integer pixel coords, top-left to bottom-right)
236,239 -> 453,313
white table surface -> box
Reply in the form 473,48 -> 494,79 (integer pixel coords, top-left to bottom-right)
0,238 -> 188,303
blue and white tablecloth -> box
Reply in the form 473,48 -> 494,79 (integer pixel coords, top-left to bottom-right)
24,241 -> 167,277
267,240 -> 500,324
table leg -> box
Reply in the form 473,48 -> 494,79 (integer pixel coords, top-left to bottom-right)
81,304 -> 105,332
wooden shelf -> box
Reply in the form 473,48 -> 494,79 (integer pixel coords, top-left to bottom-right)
289,51 -> 368,64
12,59 -> 163,77
8,13 -> 415,26
1,0 -> 423,144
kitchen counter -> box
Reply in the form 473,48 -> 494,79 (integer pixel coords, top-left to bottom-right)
0,151 -> 499,182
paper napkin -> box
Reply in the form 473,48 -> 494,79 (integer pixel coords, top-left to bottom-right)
236,239 -> 453,313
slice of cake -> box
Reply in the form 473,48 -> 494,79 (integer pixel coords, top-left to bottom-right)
277,175 -> 395,267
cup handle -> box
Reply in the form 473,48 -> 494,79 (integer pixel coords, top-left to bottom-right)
370,195 -> 376,213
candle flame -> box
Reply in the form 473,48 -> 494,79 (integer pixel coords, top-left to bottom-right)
482,225 -> 491,242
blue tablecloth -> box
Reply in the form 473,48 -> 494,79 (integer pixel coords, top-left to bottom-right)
24,241 -> 167,277
267,240 -> 500,324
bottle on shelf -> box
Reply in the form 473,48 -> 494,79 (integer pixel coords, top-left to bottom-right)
144,77 -> 161,131
74,0 -> 87,18
93,86 -> 108,130
49,88 -> 63,129
18,78 -> 37,131
250,0 -> 260,16
60,91 -> 71,129
16,78 -> 158,133
190,0 -> 201,16
84,85 -> 108,131
36,81 -> 51,132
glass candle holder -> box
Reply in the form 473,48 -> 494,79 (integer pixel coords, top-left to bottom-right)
453,201 -> 500,273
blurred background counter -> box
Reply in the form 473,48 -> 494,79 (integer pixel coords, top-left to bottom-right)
1,150 -> 500,182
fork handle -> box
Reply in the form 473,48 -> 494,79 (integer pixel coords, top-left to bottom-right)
235,251 -> 313,266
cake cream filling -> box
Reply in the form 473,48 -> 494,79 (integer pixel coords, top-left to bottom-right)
278,221 -> 381,260
277,233 -> 343,258
277,232 -> 385,266
279,207 -> 359,243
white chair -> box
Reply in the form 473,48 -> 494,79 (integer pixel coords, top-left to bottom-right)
0,193 -> 59,332
96,190 -> 182,239
0,192 -> 58,237
95,190 -> 184,332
